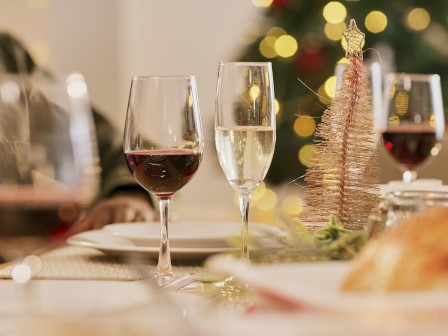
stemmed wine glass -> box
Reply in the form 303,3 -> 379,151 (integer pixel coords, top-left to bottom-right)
0,72 -> 99,275
381,73 -> 445,184
215,62 -> 276,263
123,76 -> 204,286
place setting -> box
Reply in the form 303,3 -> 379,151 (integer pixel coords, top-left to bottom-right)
66,220 -> 285,261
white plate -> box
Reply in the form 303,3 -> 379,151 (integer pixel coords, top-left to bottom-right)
0,280 -> 208,334
207,256 -> 448,313
67,230 -> 237,260
103,221 -> 285,248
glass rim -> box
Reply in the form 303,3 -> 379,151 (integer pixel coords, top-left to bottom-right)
131,75 -> 196,80
219,61 -> 272,67
385,72 -> 440,82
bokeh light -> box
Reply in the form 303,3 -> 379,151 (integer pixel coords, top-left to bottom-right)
324,76 -> 337,98
251,0 -> 273,8
274,99 -> 281,115
274,35 -> 299,58
317,84 -> 331,104
252,181 -> 267,204
323,2 -> 347,24
267,26 -> 287,37
429,114 -> 436,128
406,8 -> 430,31
250,85 -> 261,100
298,144 -> 315,166
281,195 -> 304,215
388,115 -> 400,127
255,188 -> 278,211
395,91 -> 409,116
11,264 -> 32,283
0,81 -> 21,103
259,36 -> 278,58
324,22 -> 347,41
365,11 -> 388,33
293,115 -> 316,137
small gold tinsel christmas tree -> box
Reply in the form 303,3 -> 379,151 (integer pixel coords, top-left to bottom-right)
302,19 -> 379,231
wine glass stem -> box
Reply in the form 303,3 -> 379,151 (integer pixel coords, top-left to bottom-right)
238,193 -> 252,263
403,170 -> 417,184
157,197 -> 174,282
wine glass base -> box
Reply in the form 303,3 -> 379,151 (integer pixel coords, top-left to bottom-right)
154,272 -> 176,287
208,275 -> 252,297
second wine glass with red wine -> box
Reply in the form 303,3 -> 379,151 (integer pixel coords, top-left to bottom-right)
123,76 -> 204,286
381,73 -> 445,184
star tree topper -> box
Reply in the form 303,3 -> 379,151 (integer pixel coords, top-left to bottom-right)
343,19 -> 365,60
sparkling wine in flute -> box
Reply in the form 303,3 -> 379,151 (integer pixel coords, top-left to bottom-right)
215,125 -> 275,192
215,62 -> 276,265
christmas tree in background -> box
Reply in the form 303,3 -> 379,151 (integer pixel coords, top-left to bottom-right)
240,0 -> 448,186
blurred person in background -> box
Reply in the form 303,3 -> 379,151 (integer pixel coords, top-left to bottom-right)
0,32 -> 154,240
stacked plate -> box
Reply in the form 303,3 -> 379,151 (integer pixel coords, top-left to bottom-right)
67,220 -> 285,260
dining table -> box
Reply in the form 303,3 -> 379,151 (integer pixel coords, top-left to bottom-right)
1,215 -> 448,336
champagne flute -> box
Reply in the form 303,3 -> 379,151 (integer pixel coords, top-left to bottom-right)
381,73 -> 445,184
215,62 -> 276,263
123,76 -> 203,286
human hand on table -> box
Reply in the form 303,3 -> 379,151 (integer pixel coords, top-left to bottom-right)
58,193 -> 154,241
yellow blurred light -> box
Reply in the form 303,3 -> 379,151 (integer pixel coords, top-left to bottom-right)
337,57 -> 349,64
27,0 -> 50,8
429,114 -> 436,128
388,83 -> 396,99
365,11 -> 388,33
281,195 -> 304,215
324,22 -> 347,41
274,99 -> 281,115
406,8 -> 430,31
293,115 -> 316,137
323,2 -> 347,24
274,35 -> 299,58
267,26 -> 287,37
250,85 -> 261,100
252,181 -> 267,203
395,91 -> 409,116
251,0 -> 273,8
317,84 -> 331,104
255,188 -> 278,211
259,36 -> 278,58
298,144 -> 315,166
388,115 -> 400,127
324,76 -> 337,98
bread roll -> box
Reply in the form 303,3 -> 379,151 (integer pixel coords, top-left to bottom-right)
341,207 -> 448,291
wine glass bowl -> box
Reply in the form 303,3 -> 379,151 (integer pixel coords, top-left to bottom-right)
123,75 -> 203,285
0,73 -> 99,261
215,62 -> 276,262
381,73 -> 445,184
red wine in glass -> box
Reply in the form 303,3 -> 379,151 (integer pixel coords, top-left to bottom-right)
124,148 -> 202,197
382,127 -> 438,171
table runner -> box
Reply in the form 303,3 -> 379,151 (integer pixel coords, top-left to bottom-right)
0,245 -> 202,280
